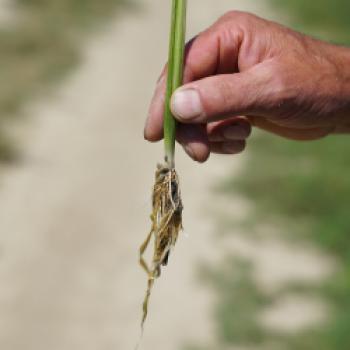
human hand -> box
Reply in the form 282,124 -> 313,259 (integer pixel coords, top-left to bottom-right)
144,11 -> 350,162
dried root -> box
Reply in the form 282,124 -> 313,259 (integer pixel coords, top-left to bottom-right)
139,163 -> 183,329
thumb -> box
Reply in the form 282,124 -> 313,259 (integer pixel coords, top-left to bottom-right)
171,65 -> 273,123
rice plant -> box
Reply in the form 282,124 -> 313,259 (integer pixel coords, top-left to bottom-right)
138,0 -> 187,332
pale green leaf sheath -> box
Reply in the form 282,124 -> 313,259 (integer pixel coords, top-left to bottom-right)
164,0 -> 187,168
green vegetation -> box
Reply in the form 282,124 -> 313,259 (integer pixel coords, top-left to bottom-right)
188,2 -> 350,350
272,0 -> 350,44
0,0 -> 132,162
202,258 -> 272,346
219,134 -> 350,350
164,0 -> 187,166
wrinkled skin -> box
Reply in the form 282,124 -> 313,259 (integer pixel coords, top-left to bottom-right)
144,11 -> 350,162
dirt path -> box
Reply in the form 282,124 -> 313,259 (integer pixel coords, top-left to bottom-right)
0,0 -> 14,26
0,1 -> 328,350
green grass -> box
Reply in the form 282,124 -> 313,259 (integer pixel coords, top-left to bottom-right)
200,258 -> 271,346
220,133 -> 350,349
183,258 -> 272,350
231,10 -> 350,349
164,0 -> 187,166
223,135 -> 350,258
0,0 -> 132,162
271,0 -> 350,44
187,2 -> 350,350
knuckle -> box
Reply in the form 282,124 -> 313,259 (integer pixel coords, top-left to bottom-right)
217,11 -> 259,29
218,10 -> 251,22
214,11 -> 261,46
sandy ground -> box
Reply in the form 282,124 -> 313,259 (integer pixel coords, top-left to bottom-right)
0,0 -> 14,27
0,1 -> 333,350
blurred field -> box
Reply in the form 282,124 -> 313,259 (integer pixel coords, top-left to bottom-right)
0,1 -> 349,350
271,0 -> 350,44
0,0 -> 131,161
195,1 -> 350,350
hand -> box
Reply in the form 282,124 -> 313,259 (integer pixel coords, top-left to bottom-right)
144,11 -> 350,162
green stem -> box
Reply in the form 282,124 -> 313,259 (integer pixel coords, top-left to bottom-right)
164,0 -> 187,168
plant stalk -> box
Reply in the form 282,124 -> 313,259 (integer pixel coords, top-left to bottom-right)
164,0 -> 187,168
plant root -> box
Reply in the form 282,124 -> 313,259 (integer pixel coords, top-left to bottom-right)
139,163 -> 183,329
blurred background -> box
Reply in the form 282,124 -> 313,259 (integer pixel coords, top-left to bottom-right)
0,1 -> 349,350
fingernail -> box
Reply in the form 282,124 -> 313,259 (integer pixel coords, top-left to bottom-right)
222,142 -> 242,154
223,125 -> 248,140
184,144 -> 197,161
172,88 -> 203,121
